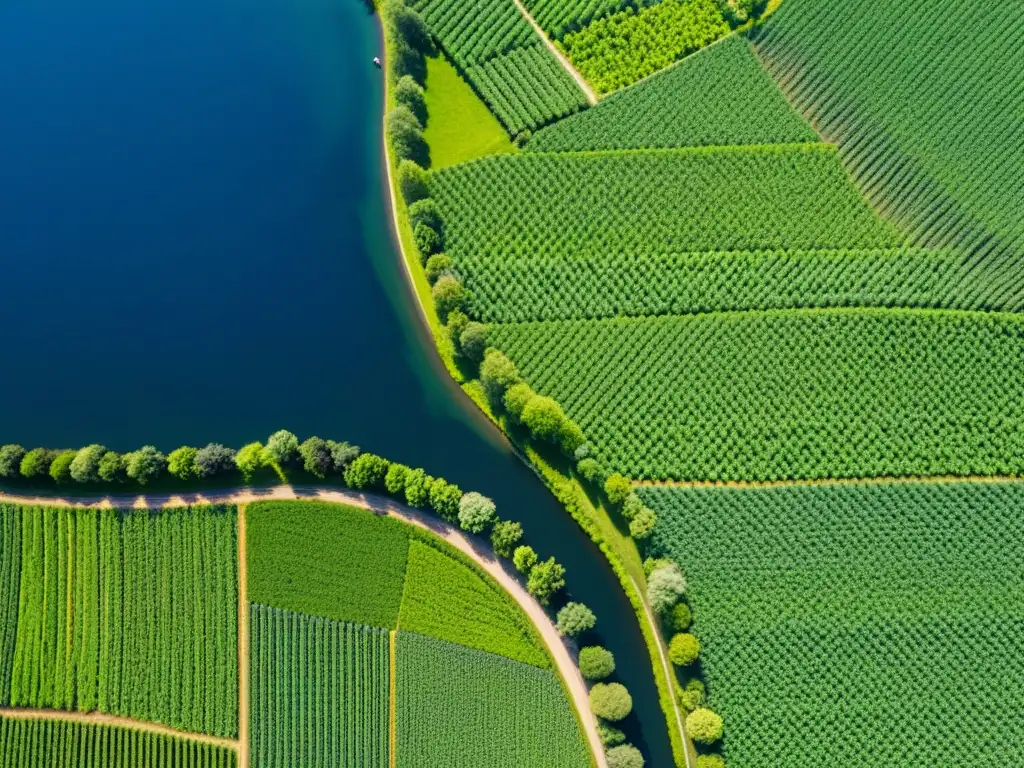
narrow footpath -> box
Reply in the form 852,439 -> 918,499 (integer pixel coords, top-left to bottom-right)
510,0 -> 598,105
0,485 -> 609,768
237,505 -> 250,768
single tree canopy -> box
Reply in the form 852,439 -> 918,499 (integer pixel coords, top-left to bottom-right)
648,561 -> 687,614
397,159 -> 428,203
19,448 -> 53,479
490,520 -> 523,558
604,473 -> 633,505
432,274 -> 466,319
326,440 -> 360,470
480,348 -> 521,401
298,437 -> 333,479
404,468 -> 434,508
459,322 -> 489,362
557,602 -> 596,637
629,506 -> 657,539
263,430 -> 300,465
589,683 -> 633,721
70,444 -> 107,484
598,721 -> 626,747
98,452 -> 126,483
521,395 -> 568,443
503,382 -> 535,423
124,446 -> 165,485
513,545 -> 538,574
606,744 -> 645,768
669,633 -> 701,666
527,557 -> 566,605
49,451 -> 75,485
686,708 -> 724,744
0,445 -> 26,478
235,442 -> 265,480
428,478 -> 462,522
344,453 -> 390,489
579,646 -> 616,680
458,491 -> 497,534
425,253 -> 452,284
669,602 -> 693,632
167,446 -> 199,480
195,443 -> 236,478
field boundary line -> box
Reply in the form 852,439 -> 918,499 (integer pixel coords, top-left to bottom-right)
0,708 -> 240,750
389,629 -> 397,768
237,504 -> 249,768
635,474 -> 1022,490
509,0 -> 597,105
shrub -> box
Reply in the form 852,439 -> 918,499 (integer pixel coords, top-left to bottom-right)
527,557 -> 565,605
263,430 -> 299,465
446,309 -> 469,345
686,708 -> 724,744
459,322 -> 489,362
648,561 -> 687,614
480,348 -> 521,401
503,382 -> 535,423
604,473 -> 632,505
579,646 -> 616,680
326,440 -> 360,470
589,682 -> 633,721
344,453 -> 390,489
385,463 -> 411,495
557,602 -> 596,637
167,446 -> 199,480
386,105 -> 427,164
124,446 -> 165,485
424,254 -> 452,284
403,468 -> 433,508
396,159 -> 428,203
195,443 -> 236,478
679,679 -> 706,712
19,448 -> 53,479
458,491 -> 497,533
606,744 -> 644,768
431,275 -> 466,320
235,442 -> 266,480
408,198 -> 441,231
629,506 -> 657,539
428,478 -> 462,522
394,74 -> 426,123
521,395 -> 567,442
622,493 -> 644,522
490,520 -> 523,558
513,545 -> 538,574
669,602 -> 693,632
577,457 -> 603,483
669,633 -> 701,666
298,437 -> 333,478
695,754 -> 726,768
70,444 -> 107,483
598,721 -> 626,747
98,452 -> 126,483
0,445 -> 26,478
49,451 -> 76,485
415,223 -> 443,259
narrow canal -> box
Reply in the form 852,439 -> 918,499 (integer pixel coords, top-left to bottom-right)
0,0 -> 673,763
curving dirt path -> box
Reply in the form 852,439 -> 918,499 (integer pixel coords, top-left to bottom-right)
0,708 -> 240,750
0,485 -> 609,768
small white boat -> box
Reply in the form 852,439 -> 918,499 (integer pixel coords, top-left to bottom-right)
373,56 -> 382,69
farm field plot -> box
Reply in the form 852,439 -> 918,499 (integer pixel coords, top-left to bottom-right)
0,507 -> 20,706
638,481 -> 1024,767
249,604 -> 389,768
429,145 -> 902,263
754,0 -> 1024,308
398,536 -> 548,668
407,0 -> 533,69
529,35 -> 816,151
394,631 -> 590,768
522,0 -> 636,40
489,309 -> 1024,482
246,501 -> 409,628
3,504 -> 237,738
0,716 -> 237,767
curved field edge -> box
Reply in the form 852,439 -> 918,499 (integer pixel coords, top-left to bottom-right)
377,6 -> 688,765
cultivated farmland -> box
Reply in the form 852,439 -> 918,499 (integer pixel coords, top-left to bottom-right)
522,0 -> 635,39
395,631 -> 590,768
0,507 -> 20,707
0,716 -> 237,768
4,505 -> 238,737
249,604 -> 390,768
639,481 -> 1024,767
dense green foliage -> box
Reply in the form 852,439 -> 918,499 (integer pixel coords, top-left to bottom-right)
578,646 -> 615,680
429,146 -> 902,271
640,481 -> 1024,766
3,504 -> 237,737
407,0 -> 533,69
589,682 -> 632,721
522,0 -> 637,39
755,0 -> 1024,309
0,508 -> 20,706
398,538 -> 549,667
250,605 -> 389,768
246,501 -> 409,628
560,0 -> 730,93
466,44 -> 588,134
530,35 -> 815,151
491,309 -> 1024,481
395,631 -> 590,768
0,717 -> 237,767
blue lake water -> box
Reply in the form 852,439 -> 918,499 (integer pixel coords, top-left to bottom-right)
0,0 -> 674,762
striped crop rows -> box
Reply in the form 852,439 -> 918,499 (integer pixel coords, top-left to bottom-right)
0,716 -> 237,768
0,507 -> 20,706
249,604 -> 389,768
3,505 -> 238,737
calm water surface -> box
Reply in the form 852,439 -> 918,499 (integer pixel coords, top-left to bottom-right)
0,0 -> 673,762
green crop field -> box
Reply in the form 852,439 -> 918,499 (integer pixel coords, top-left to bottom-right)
398,537 -> 549,668
0,507 -> 20,707
3,504 -> 237,738
250,604 -> 389,768
246,501 -> 409,628
639,481 -> 1024,767
0,716 -> 237,767
754,0 -> 1024,309
529,36 -> 816,151
490,309 -> 1024,481
395,631 -> 589,768
408,0 -> 534,69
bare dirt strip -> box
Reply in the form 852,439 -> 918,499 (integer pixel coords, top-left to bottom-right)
509,0 -> 598,105
0,485 -> 609,768
237,504 -> 250,768
0,708 -> 240,751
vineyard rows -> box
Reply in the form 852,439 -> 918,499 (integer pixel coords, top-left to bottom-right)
489,309 -> 1024,481
529,35 -> 816,151
398,538 -> 549,668
522,0 -> 637,39
0,507 -> 19,706
754,0 -> 1024,309
408,0 -> 533,69
249,604 -> 390,768
0,717 -> 237,768
638,481 -> 1024,766
2,504 -> 238,737
395,631 -> 590,768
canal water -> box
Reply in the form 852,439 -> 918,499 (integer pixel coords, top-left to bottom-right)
0,0 -> 673,763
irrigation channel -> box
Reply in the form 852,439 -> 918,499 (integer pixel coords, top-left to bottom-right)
0,0 -> 674,764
